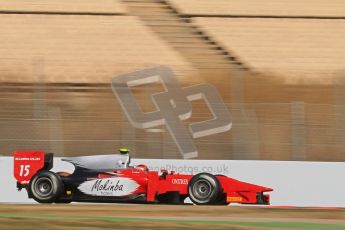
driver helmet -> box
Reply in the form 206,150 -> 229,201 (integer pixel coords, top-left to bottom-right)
118,148 -> 130,167
119,148 -> 129,154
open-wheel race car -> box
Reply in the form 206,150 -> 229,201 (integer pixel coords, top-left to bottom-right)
13,149 -> 272,205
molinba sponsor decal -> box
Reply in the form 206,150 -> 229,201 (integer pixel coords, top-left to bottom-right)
78,178 -> 139,196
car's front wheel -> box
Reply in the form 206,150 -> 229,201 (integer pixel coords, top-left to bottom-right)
188,173 -> 221,205
29,171 -> 63,203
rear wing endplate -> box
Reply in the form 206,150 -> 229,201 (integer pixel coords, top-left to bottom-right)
13,151 -> 53,185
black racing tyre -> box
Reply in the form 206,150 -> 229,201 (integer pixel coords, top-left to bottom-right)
188,173 -> 221,205
215,193 -> 229,205
29,171 -> 63,203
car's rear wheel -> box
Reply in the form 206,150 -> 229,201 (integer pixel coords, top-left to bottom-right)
29,171 -> 63,203
188,173 -> 221,205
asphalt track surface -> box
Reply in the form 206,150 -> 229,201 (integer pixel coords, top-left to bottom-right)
0,204 -> 344,229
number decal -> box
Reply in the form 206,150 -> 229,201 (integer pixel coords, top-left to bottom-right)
19,165 -> 30,177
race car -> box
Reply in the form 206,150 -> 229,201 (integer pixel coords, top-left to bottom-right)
13,149 -> 272,205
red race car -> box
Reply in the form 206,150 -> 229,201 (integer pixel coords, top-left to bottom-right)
13,149 -> 272,205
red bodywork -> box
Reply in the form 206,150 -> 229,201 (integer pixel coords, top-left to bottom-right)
100,168 -> 272,204
14,151 -> 45,185
14,151 -> 272,205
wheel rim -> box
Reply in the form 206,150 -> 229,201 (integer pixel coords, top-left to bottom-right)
34,177 -> 53,198
192,179 -> 212,200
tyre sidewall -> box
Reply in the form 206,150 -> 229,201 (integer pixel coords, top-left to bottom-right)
29,171 -> 63,203
188,173 -> 221,205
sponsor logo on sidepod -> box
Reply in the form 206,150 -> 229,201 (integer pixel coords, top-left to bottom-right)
78,178 -> 139,196
172,179 -> 188,185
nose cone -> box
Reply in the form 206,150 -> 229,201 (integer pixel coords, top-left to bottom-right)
221,176 -> 273,193
241,182 -> 273,193
258,185 -> 273,192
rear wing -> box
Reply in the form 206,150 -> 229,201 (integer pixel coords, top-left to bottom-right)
14,151 -> 54,185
